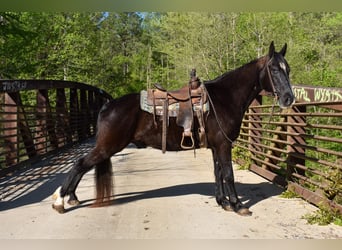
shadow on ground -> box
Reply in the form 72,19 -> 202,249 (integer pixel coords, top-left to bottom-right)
66,180 -> 283,213
0,139 -> 283,213
0,139 -> 95,211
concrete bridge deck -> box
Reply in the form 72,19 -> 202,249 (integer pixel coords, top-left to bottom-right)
0,139 -> 341,239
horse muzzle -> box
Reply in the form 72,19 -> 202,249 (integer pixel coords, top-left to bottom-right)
278,92 -> 295,109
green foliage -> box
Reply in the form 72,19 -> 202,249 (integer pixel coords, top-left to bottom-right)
280,189 -> 301,199
1,12 -> 342,96
302,204 -> 342,226
232,146 -> 252,170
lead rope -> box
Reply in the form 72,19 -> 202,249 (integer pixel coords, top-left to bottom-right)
202,84 -> 235,146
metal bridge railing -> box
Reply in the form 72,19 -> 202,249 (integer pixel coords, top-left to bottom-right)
0,80 -> 112,175
237,85 -> 342,213
1,80 -> 341,212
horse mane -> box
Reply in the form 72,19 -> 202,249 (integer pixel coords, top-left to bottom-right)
204,56 -> 266,85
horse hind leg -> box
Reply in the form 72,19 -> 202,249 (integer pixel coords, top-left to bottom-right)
64,158 -> 114,208
51,156 -> 89,214
52,189 -> 80,213
52,148 -> 113,213
52,186 -> 66,213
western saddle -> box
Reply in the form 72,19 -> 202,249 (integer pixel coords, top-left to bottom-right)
145,69 -> 208,153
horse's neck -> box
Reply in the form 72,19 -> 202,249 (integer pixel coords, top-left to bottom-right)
241,82 -> 261,113
224,62 -> 263,114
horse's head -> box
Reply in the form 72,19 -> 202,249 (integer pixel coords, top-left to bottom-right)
260,41 -> 295,109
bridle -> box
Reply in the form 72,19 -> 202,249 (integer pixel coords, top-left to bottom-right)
263,57 -> 279,100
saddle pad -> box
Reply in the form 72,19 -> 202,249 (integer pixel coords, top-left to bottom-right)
140,90 -> 209,117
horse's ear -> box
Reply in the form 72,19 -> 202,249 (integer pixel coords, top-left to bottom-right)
280,43 -> 287,57
268,41 -> 275,58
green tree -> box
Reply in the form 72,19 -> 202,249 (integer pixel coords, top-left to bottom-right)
97,12 -> 148,97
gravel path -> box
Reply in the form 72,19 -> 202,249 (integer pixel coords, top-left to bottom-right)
0,141 -> 341,239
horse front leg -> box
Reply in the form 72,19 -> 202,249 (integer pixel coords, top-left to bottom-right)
214,145 -> 252,216
212,149 -> 231,210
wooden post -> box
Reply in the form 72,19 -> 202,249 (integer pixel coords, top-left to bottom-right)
70,88 -> 79,141
36,90 -> 47,154
56,88 -> 71,145
8,92 -> 36,159
4,93 -> 18,166
87,90 -> 96,135
79,89 -> 88,139
36,89 -> 58,153
287,105 -> 306,181
248,95 -> 262,155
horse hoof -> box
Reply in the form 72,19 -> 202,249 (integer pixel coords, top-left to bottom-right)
222,204 -> 234,212
67,199 -> 80,206
236,207 -> 252,216
52,204 -> 66,214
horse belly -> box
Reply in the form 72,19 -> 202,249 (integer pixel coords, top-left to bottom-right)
133,112 -> 188,151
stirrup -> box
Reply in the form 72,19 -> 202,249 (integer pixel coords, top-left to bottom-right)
181,132 -> 194,149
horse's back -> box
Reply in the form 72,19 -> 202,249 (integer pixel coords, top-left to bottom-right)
98,93 -> 140,120
96,91 -> 199,152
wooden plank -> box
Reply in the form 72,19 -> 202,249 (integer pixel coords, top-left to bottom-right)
249,164 -> 287,187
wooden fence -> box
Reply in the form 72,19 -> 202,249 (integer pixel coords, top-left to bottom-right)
237,85 -> 342,213
0,80 -> 112,175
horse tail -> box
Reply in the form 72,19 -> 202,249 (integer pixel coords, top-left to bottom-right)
93,158 -> 113,207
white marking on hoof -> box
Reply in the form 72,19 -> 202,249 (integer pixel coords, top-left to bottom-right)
51,186 -> 61,200
52,186 -> 64,207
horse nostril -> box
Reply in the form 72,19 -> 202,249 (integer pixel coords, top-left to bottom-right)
280,92 -> 295,108
285,96 -> 294,106
285,97 -> 290,106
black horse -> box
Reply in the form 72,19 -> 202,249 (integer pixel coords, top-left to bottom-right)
52,42 -> 295,215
